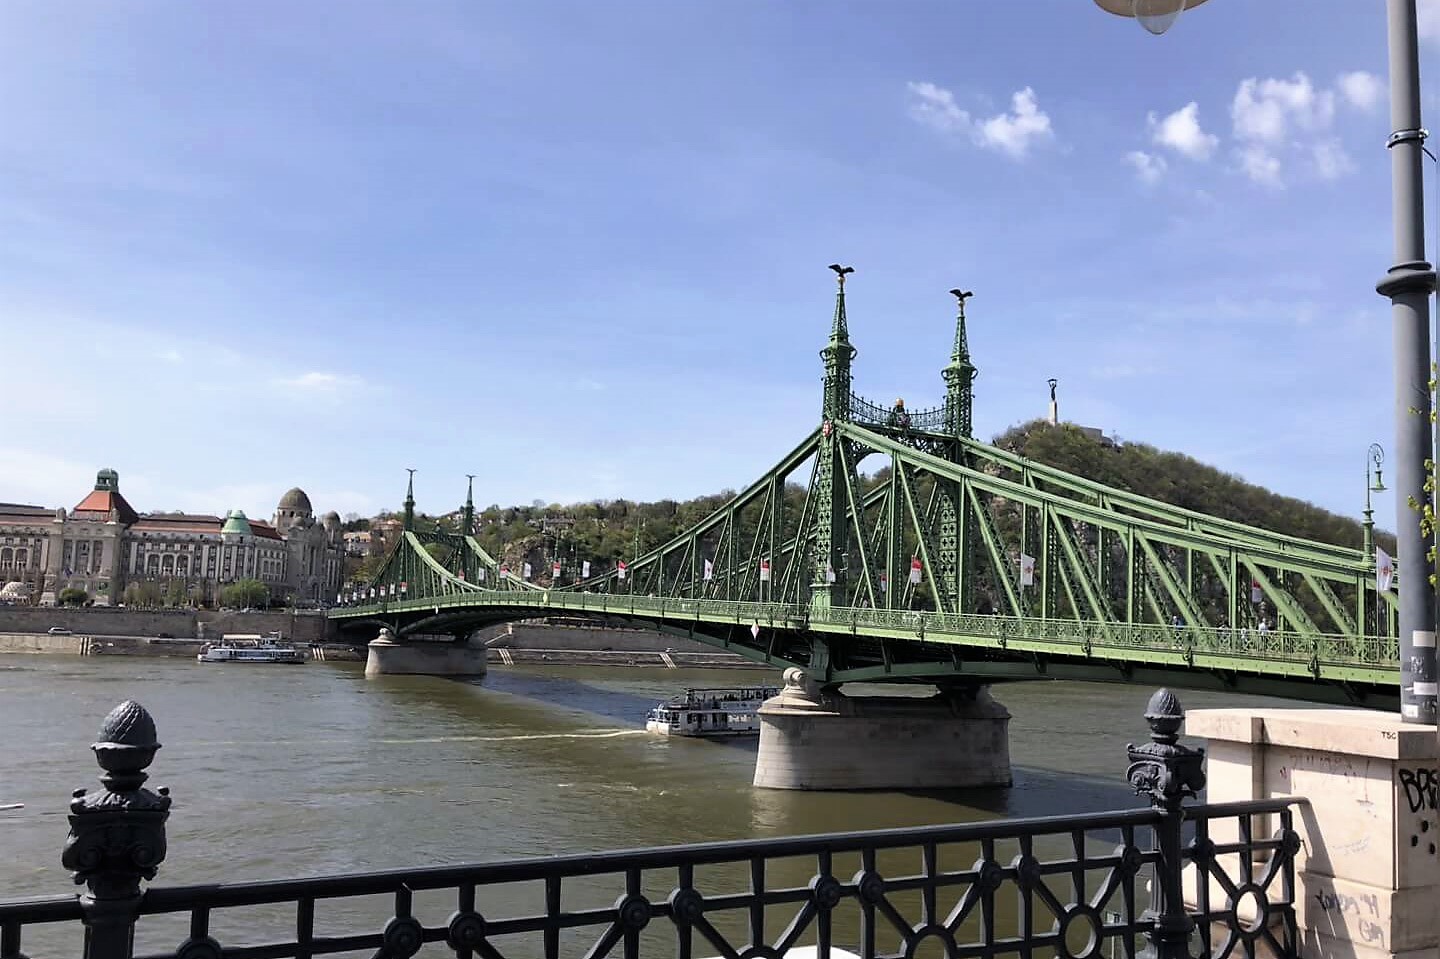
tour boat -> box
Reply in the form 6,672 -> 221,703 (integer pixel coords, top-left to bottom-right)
645,685 -> 780,737
196,634 -> 306,665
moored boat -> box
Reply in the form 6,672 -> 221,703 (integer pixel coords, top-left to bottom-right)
197,633 -> 306,664
645,685 -> 779,737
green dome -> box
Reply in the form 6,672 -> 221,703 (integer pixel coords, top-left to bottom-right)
221,509 -> 252,536
95,468 -> 119,491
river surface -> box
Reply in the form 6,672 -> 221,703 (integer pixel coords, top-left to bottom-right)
0,656 -> 1308,956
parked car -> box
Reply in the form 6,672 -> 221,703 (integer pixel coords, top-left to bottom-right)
157,632 -> 174,639
47,627 -> 72,635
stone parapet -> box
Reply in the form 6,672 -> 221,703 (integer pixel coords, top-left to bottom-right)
1187,707 -> 1438,959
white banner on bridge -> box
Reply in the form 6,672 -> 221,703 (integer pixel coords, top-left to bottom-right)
826,563 -> 836,584
477,566 -> 486,581
582,560 -> 591,578
759,558 -> 771,582
617,561 -> 627,580
1377,546 -> 1395,592
909,558 -> 922,585
1019,553 -> 1036,587
703,558 -> 713,581
522,562 -> 532,580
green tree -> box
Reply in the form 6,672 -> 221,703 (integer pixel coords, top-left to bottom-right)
58,587 -> 88,607
135,581 -> 164,608
220,578 -> 269,609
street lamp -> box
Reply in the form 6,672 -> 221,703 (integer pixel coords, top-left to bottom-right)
1364,444 -> 1389,640
1093,0 -> 1437,725
1364,443 -> 1388,559
1092,0 -> 1209,36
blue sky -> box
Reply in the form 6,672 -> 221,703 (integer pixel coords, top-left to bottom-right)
1,1 -> 1437,530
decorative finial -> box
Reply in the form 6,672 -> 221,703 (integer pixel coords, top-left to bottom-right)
63,702 -> 171,898
828,263 -> 855,289
949,288 -> 974,315
1126,688 -> 1205,808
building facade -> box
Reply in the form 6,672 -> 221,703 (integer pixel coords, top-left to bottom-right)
0,470 -> 344,606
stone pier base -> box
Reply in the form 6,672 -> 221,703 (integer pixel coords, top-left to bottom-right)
365,628 -> 488,678
752,668 -> 1012,790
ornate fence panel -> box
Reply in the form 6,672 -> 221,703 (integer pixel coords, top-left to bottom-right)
0,692 -> 1298,959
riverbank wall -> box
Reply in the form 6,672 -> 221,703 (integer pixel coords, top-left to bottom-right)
0,632 -> 366,660
0,607 -> 331,642
0,616 -> 762,669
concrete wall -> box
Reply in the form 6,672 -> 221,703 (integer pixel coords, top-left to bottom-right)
0,606 -> 332,642
0,632 -> 363,660
1188,707 -> 1438,959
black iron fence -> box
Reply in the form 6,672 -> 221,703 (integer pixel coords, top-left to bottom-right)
0,690 -> 1298,959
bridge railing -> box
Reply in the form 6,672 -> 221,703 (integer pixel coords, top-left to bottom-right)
0,692 -> 1298,959
848,392 -> 948,433
334,590 -> 1398,676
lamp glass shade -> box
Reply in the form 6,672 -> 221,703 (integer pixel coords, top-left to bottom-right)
1092,0 -> 1212,30
1133,0 -> 1185,33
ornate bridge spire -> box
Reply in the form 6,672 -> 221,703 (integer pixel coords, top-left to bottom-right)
463,474 -> 476,539
943,288 -> 978,438
403,469 -> 416,532
822,264 -> 857,423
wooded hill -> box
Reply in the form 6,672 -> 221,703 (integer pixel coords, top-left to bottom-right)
992,420 -> 1389,553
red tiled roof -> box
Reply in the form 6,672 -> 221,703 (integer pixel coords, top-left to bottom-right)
130,518 -> 223,535
72,490 -> 140,525
248,519 -> 284,541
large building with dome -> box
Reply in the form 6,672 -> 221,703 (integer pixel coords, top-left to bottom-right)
0,469 -> 345,606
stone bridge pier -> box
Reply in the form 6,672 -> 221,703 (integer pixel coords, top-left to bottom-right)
365,626 -> 489,677
752,667 -> 1012,790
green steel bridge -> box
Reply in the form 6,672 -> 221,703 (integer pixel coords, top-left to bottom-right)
331,270 -> 1400,708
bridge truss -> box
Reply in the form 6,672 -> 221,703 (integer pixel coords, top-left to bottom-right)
334,272 -> 1399,707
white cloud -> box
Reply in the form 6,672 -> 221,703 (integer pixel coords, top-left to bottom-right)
1236,145 -> 1282,188
1232,72 -> 1334,144
0,448 -> 100,508
1336,70 -> 1384,112
1420,0 -> 1440,43
975,87 -> 1053,158
1148,102 -> 1218,160
275,371 -> 362,393
1228,71 -> 1366,185
906,82 -> 1053,159
1311,139 -> 1353,180
906,81 -> 970,134
156,348 -> 183,363
1124,150 -> 1167,184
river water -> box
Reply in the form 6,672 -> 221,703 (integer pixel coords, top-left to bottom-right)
0,656 -> 1303,956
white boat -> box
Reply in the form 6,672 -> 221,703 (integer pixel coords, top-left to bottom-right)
645,685 -> 779,737
197,633 -> 306,664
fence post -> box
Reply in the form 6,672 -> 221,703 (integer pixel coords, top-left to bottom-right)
1126,688 -> 1205,959
62,701 -> 171,959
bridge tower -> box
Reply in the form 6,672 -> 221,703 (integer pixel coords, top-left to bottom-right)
936,289 -> 978,616
811,264 -> 857,614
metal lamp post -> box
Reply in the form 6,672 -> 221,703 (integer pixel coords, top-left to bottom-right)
1094,0 -> 1438,724
1364,444 -> 1388,637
